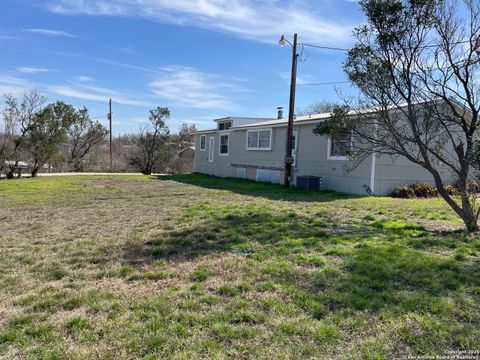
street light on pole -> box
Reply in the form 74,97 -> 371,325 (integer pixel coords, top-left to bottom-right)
279,33 -> 298,188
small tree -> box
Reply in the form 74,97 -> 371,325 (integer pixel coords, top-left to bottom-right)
315,0 -> 480,231
2,90 -> 46,178
168,123 -> 197,174
174,123 -> 197,151
130,107 -> 170,175
297,101 -> 339,116
67,108 -> 108,171
26,102 -> 76,177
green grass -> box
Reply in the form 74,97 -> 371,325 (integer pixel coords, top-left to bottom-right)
0,174 -> 478,359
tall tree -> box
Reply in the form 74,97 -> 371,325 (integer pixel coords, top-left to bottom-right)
130,107 -> 170,175
314,0 -> 480,231
27,102 -> 76,177
2,90 -> 46,178
67,108 -> 108,171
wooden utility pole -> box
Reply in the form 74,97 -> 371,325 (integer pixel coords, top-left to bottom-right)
109,98 -> 113,169
284,33 -> 298,187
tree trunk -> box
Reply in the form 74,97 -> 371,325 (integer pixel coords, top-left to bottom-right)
5,168 -> 15,179
432,170 -> 479,232
460,192 -> 479,232
31,168 -> 39,177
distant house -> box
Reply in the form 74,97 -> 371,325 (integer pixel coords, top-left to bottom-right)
178,146 -> 195,161
171,146 -> 195,174
193,108 -> 457,196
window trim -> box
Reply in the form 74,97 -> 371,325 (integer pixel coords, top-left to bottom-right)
246,128 -> 272,151
327,131 -> 352,160
219,132 -> 229,156
208,137 -> 214,162
199,135 -> 206,151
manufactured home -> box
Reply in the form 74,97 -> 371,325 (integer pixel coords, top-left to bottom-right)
193,109 -> 456,196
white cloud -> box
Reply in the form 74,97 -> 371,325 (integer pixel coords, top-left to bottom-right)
73,75 -> 95,82
48,81 -> 153,107
0,35 -> 17,40
17,66 -> 56,74
149,65 -> 242,111
46,0 -> 356,44
0,75 -> 35,95
24,28 -> 78,38
280,71 -> 312,85
0,72 -> 150,107
56,51 -> 165,74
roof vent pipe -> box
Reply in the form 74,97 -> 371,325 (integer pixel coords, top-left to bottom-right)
277,107 -> 284,119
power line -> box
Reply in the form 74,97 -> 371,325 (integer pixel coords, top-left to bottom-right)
302,43 -> 350,52
301,38 -> 475,53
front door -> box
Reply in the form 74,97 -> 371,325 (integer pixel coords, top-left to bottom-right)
208,137 -> 214,163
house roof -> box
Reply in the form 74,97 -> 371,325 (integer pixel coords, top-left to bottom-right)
194,99 -> 474,134
178,146 -> 195,154
213,116 -> 276,123
230,111 -> 336,130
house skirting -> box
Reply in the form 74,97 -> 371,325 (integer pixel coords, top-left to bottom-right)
230,164 -> 284,184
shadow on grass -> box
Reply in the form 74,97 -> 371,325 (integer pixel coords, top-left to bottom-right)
122,202 -> 479,319
154,173 -> 362,202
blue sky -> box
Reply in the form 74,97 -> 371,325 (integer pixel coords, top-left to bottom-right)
0,0 -> 364,134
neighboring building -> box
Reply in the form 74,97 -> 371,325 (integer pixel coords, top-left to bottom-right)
193,109 -> 456,196
173,146 -> 195,173
178,146 -> 195,161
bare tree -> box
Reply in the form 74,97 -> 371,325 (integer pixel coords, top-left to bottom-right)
2,90 -> 46,178
297,101 -> 339,116
67,108 -> 108,171
315,0 -> 480,231
173,123 -> 197,151
130,107 -> 170,175
0,110 -> 15,174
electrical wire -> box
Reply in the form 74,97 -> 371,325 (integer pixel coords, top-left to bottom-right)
301,38 -> 475,53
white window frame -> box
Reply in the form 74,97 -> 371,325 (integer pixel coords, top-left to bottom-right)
327,131 -> 352,160
208,137 -> 214,162
246,128 -> 272,151
219,132 -> 229,156
199,135 -> 206,151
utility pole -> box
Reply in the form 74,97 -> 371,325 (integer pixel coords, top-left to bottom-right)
109,98 -> 113,170
284,33 -> 298,187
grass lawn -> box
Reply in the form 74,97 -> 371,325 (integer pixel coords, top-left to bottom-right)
0,174 -> 478,359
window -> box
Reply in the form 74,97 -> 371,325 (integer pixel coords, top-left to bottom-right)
218,121 -> 232,131
247,129 -> 272,150
219,134 -> 229,155
199,135 -> 206,151
328,130 -> 351,160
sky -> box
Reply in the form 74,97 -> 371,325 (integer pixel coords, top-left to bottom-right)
0,0 -> 364,134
